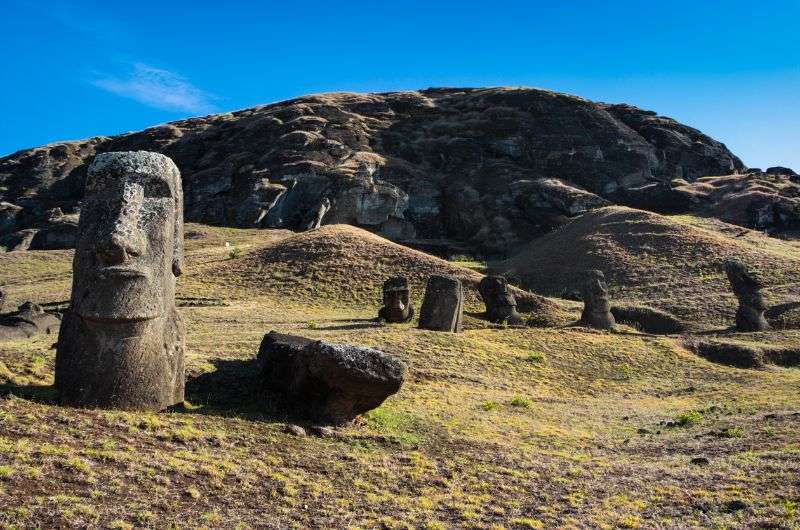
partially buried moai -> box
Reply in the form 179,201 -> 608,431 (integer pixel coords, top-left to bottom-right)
724,259 -> 770,331
55,151 -> 186,410
418,275 -> 464,332
579,269 -> 615,330
479,275 -> 523,325
378,276 -> 414,323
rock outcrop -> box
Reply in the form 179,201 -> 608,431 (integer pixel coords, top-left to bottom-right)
258,331 -> 407,425
0,87 -> 746,255
55,152 -> 186,410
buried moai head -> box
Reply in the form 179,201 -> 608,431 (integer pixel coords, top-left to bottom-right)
479,275 -> 522,324
418,275 -> 464,332
724,259 -> 770,331
580,269 -> 616,330
378,276 -> 414,323
72,151 -> 184,321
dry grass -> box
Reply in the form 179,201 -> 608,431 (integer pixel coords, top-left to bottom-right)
0,222 -> 799,528
499,206 -> 800,328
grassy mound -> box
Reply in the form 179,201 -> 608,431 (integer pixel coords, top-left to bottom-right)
499,206 -> 800,328
210,224 -> 570,324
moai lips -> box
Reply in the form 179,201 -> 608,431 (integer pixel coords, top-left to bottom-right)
55,151 -> 186,410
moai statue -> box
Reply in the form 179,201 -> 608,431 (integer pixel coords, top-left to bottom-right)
479,275 -> 523,324
724,260 -> 770,331
0,288 -> 5,313
378,276 -> 414,323
580,269 -> 616,330
418,275 -> 464,332
55,151 -> 185,410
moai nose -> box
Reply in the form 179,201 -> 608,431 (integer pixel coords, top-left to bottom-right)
97,232 -> 143,265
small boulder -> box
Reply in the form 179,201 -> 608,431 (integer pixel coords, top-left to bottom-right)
418,275 -> 464,332
259,331 -> 407,425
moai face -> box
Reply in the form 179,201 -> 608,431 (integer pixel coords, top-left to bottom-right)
381,277 -> 412,322
71,152 -> 183,321
479,276 -> 518,320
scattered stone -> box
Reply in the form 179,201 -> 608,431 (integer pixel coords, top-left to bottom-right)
55,151 -> 186,411
418,275 -> 464,332
690,456 -> 710,466
724,260 -> 770,331
479,275 -> 523,325
579,270 -> 616,330
637,428 -> 651,434
309,425 -> 335,438
259,331 -> 407,425
378,276 -> 414,323
284,424 -> 307,437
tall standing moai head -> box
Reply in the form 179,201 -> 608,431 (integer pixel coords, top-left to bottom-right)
378,276 -> 414,323
724,259 -> 770,332
479,275 -> 523,324
418,275 -> 464,332
579,269 -> 616,330
55,151 -> 186,410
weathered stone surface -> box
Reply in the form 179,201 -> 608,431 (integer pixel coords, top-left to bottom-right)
378,276 -> 414,323
0,88 -> 746,255
479,275 -> 523,324
258,331 -> 407,425
0,301 -> 61,342
418,275 -> 464,332
55,151 -> 186,410
579,270 -> 616,330
724,260 -> 770,332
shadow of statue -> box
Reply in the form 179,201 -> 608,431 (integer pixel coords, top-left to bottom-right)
0,383 -> 58,404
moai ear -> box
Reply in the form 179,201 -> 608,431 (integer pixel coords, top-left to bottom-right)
172,169 -> 185,277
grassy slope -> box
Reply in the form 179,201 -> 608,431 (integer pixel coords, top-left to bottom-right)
0,223 -> 798,529
499,206 -> 800,328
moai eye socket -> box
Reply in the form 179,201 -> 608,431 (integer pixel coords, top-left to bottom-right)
144,176 -> 172,198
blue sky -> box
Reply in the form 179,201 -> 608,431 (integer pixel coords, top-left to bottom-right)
1,0 -> 798,170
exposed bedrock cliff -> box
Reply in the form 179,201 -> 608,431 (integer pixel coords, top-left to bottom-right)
0,87 -> 754,254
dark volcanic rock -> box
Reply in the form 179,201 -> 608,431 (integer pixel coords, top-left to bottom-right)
0,88 -> 745,255
258,331 -> 407,425
418,275 -> 465,332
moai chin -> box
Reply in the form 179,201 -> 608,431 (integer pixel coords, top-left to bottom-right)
418,275 -> 464,332
579,269 -> 616,330
479,275 -> 523,325
724,260 -> 770,332
55,151 -> 185,410
378,277 -> 414,323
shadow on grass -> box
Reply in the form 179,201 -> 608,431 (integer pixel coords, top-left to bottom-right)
0,383 -> 58,404
184,358 -> 287,422
315,322 -> 381,331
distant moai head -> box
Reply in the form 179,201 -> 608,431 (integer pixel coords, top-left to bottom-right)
479,275 -> 522,324
71,151 -> 184,321
580,269 -> 615,330
724,259 -> 769,331
0,288 -> 5,313
379,276 -> 414,323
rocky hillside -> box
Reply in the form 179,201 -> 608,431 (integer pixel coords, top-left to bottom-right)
0,87 -> 754,254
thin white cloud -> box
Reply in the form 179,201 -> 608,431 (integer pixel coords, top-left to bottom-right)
92,63 -> 216,114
